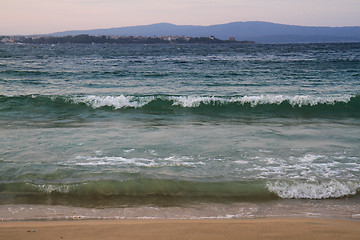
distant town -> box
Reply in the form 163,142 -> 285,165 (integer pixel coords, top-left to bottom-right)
0,35 -> 255,44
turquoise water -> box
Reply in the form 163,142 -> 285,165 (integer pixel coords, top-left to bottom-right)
0,43 -> 360,211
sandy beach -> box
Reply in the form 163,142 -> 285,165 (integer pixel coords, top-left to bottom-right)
1,218 -> 360,240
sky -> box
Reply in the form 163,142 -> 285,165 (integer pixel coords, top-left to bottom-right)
1,0 -> 360,35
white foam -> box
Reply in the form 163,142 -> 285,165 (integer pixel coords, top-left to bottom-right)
236,94 -> 352,107
266,180 -> 360,199
296,154 -> 324,163
170,96 -> 218,107
66,155 -> 204,168
75,95 -> 154,109
26,182 -> 74,194
123,149 -> 135,153
71,94 -> 353,109
234,160 -> 248,164
70,156 -> 156,167
170,94 -> 352,107
246,153 -> 360,181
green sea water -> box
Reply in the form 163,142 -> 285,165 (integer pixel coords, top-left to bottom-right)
0,43 -> 360,219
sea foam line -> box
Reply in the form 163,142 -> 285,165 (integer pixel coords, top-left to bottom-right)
266,180 -> 360,199
64,155 -> 204,168
75,95 -> 155,109
72,94 -> 354,109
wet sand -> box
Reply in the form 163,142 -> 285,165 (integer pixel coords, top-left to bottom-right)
1,218 -> 360,240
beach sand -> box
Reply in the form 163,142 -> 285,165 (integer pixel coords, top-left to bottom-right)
1,218 -> 360,240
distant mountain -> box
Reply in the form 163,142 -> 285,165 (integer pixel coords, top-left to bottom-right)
49,21 -> 360,43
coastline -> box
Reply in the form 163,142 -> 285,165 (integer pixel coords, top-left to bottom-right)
1,218 -> 360,240
1,197 -> 360,221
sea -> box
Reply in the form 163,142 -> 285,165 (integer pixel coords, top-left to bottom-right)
0,42 -> 360,220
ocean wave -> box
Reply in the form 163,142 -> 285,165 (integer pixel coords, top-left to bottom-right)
266,180 -> 360,199
74,95 -> 155,109
1,180 -> 270,200
1,94 -> 359,118
2,179 -> 359,200
75,94 -> 354,108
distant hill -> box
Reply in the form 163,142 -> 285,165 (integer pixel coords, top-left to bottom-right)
49,21 -> 360,43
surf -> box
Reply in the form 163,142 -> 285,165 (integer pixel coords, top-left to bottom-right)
1,94 -> 359,119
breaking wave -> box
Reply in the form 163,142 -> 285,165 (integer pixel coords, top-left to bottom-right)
1,179 -> 359,203
1,94 -> 359,118
76,94 -> 355,108
266,180 -> 360,199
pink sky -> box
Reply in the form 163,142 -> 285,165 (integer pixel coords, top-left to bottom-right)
1,0 -> 360,35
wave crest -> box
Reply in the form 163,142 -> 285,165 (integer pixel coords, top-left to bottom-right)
73,94 -> 355,109
266,180 -> 360,199
2,179 -> 359,200
75,95 -> 155,109
1,94 -> 359,119
236,95 -> 352,107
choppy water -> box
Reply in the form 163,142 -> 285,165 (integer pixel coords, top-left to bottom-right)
0,43 -> 360,219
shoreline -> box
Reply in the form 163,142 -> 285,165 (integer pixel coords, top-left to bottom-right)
1,218 -> 360,240
1,199 -> 360,221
